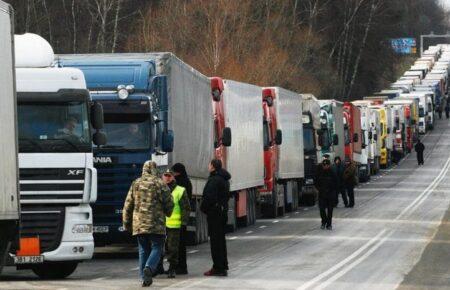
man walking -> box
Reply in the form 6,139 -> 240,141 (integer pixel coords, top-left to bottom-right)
123,161 -> 173,287
315,159 -> 338,230
162,169 -> 191,279
343,158 -> 357,208
201,159 -> 231,276
415,139 -> 425,165
171,163 -> 193,275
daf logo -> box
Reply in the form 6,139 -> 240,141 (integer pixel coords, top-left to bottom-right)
68,170 -> 84,176
94,157 -> 113,164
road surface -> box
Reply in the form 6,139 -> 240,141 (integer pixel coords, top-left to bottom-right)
2,120 -> 450,289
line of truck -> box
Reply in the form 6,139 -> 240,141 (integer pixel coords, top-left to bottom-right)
1,1 -> 449,279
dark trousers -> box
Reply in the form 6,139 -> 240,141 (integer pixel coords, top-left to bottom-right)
417,152 -> 424,165
177,225 -> 188,271
335,187 -> 348,206
346,185 -> 355,207
166,228 -> 180,270
207,213 -> 228,272
319,198 -> 334,227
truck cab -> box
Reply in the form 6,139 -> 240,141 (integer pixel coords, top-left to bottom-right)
343,102 -> 362,168
318,100 -> 344,162
352,101 -> 373,181
11,34 -> 104,278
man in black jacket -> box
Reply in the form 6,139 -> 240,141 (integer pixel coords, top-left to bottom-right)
200,159 -> 231,277
415,139 -> 425,165
315,159 -> 338,230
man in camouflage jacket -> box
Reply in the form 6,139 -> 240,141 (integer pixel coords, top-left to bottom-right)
122,161 -> 173,287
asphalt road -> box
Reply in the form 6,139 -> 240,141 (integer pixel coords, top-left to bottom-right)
2,119 -> 450,290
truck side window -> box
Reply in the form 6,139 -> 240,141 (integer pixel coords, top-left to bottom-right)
263,120 -> 270,150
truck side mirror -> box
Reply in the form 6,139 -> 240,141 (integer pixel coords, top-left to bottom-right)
275,129 -> 282,145
368,131 -> 373,140
362,143 -> 367,149
93,131 -> 107,146
333,134 -> 339,145
90,102 -> 104,130
387,128 -> 391,134
374,133 -> 378,141
353,133 -> 359,143
162,130 -> 174,152
222,127 -> 232,147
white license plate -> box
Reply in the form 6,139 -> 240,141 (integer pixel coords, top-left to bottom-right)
14,255 -> 44,264
93,226 -> 109,233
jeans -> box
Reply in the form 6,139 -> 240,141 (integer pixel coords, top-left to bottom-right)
137,233 -> 165,279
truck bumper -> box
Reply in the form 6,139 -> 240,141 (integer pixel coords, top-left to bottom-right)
44,204 -> 94,262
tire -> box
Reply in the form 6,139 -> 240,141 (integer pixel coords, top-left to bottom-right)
32,262 -> 78,279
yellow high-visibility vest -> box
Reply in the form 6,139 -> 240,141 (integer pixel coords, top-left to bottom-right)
166,185 -> 185,229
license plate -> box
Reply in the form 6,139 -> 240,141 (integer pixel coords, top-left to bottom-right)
93,226 -> 109,233
14,255 -> 43,264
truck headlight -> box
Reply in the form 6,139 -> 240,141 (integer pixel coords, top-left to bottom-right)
72,224 -> 93,234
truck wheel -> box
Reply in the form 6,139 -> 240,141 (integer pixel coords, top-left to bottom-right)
32,262 -> 78,279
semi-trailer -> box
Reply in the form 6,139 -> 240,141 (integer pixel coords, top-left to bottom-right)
0,0 -> 20,275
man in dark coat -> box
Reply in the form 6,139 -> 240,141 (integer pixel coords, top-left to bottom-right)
343,159 -> 357,208
415,139 -> 425,165
201,159 -> 231,276
332,156 -> 347,207
171,163 -> 193,275
315,159 -> 338,230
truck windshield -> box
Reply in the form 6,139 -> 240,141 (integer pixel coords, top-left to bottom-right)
419,107 -> 425,117
101,114 -> 150,150
18,101 -> 91,153
303,128 -> 315,152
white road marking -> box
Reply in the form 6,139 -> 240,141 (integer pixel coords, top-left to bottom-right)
272,220 -> 279,223
260,225 -> 267,228
246,231 -> 253,234
187,250 -> 199,254
228,236 -> 237,240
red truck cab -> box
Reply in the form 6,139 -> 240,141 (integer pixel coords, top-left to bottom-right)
210,77 -> 229,166
404,106 -> 413,152
343,102 -> 362,163
259,88 -> 282,217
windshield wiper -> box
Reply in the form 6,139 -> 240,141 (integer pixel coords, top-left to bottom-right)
19,138 -> 43,152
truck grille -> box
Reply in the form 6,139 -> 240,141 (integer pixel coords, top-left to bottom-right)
20,205 -> 65,253
304,157 -> 317,179
96,164 -> 142,202
19,168 -> 85,203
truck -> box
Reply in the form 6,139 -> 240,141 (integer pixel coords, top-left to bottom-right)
352,101 -> 373,181
385,100 -> 414,153
368,108 -> 381,174
10,33 -> 105,278
369,105 -> 392,168
400,93 -> 428,134
318,100 -> 345,161
300,94 -> 321,205
59,53 -> 226,245
343,102 -> 362,170
210,77 -> 263,228
259,87 -> 303,217
0,1 -> 20,275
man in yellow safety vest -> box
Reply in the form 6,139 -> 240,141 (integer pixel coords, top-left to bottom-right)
162,169 -> 191,278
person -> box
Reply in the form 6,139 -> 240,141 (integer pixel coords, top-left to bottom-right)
343,158 -> 357,208
201,159 -> 231,276
332,156 -> 347,207
171,163 -> 193,275
55,116 -> 81,140
122,161 -> 174,287
446,104 -> 450,119
162,169 -> 191,279
315,159 -> 338,230
415,139 -> 425,165
125,124 -> 145,147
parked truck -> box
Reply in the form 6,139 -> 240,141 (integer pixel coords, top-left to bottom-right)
300,94 -> 321,205
0,1 -> 20,275
343,102 -> 362,165
10,33 -> 105,278
352,101 -> 373,181
259,87 -> 303,217
318,100 -> 345,161
210,77 -> 263,229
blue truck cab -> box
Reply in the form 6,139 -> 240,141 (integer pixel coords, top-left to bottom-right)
57,54 -> 173,245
